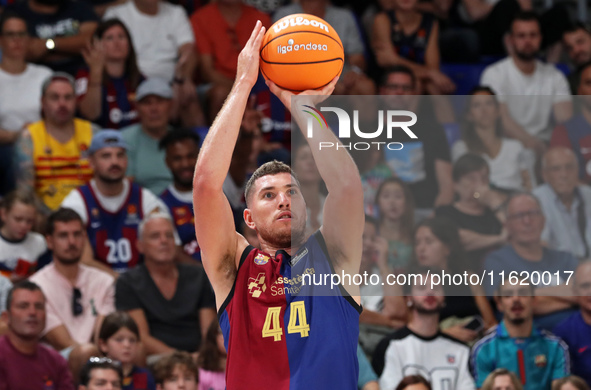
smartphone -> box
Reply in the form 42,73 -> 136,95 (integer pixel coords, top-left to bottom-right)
463,316 -> 484,332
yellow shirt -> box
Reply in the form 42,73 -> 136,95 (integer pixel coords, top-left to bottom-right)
29,119 -> 94,210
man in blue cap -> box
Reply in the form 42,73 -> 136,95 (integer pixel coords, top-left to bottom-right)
61,129 -> 176,276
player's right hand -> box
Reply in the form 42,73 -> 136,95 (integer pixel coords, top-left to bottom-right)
236,20 -> 266,88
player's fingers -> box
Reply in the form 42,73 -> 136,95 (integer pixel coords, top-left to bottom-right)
318,76 -> 339,95
248,20 -> 263,46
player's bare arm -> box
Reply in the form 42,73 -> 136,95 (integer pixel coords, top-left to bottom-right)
267,80 -> 365,291
192,21 -> 266,308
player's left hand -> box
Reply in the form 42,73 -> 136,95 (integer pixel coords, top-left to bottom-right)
266,76 -> 339,112
236,21 -> 266,88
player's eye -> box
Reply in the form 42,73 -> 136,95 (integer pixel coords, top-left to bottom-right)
264,192 -> 274,199
288,189 -> 297,195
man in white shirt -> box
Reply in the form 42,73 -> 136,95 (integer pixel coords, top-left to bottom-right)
480,12 -> 572,155
61,130 -> 188,276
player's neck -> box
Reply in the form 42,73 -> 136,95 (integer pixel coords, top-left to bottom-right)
503,317 -> 533,339
408,313 -> 439,338
94,177 -> 125,197
7,331 -> 38,356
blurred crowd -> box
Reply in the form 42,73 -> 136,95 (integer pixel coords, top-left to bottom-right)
0,0 -> 591,389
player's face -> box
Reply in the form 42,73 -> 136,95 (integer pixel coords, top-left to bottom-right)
468,92 -> 499,130
101,24 -> 129,61
100,327 -> 138,365
505,196 -> 545,245
165,141 -> 199,189
564,29 -> 591,66
454,168 -> 489,203
0,18 -> 28,60
377,182 -> 406,221
42,80 -> 76,126
82,368 -> 122,390
158,365 -> 197,390
414,226 -> 449,269
245,173 -> 306,249
510,21 -> 541,61
137,95 -> 171,131
0,200 -> 36,241
574,263 -> 591,314
542,149 -> 578,199
497,284 -> 534,324
91,147 -> 127,184
492,374 -> 517,390
4,288 -> 46,339
293,144 -> 320,185
46,220 -> 85,264
138,217 -> 176,263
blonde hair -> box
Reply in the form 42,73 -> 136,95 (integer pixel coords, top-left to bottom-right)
480,369 -> 523,390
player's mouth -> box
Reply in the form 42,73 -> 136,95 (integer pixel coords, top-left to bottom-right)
277,212 -> 292,220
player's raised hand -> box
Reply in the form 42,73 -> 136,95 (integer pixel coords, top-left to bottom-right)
266,76 -> 339,112
236,20 -> 266,88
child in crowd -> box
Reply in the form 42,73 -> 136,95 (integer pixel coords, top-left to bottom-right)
0,190 -> 46,282
153,351 -> 199,390
375,178 -> 414,271
196,322 -> 226,390
98,312 -> 156,390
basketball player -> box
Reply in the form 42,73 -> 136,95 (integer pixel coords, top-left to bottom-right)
192,21 -> 364,390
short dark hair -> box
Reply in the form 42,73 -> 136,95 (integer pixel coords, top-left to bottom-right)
79,357 -> 123,386
510,11 -> 541,34
244,160 -> 299,207
0,11 -> 26,35
564,22 -> 591,37
6,280 -> 43,311
395,375 -> 432,390
46,208 -> 83,236
153,351 -> 199,384
452,153 -> 490,182
380,65 -> 416,88
98,312 -> 140,344
158,128 -> 201,151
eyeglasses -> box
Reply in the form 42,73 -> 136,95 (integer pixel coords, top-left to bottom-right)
1,31 -> 28,39
72,287 -> 83,316
507,209 -> 542,221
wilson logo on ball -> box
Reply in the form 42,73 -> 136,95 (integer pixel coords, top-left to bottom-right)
272,16 -> 330,34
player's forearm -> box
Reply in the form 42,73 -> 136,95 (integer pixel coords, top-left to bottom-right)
193,79 -> 252,191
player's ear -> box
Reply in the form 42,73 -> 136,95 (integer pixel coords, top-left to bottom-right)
244,208 -> 256,230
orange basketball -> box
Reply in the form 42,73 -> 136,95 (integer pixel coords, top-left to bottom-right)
260,14 -> 344,92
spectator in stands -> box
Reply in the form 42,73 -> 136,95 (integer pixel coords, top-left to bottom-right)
551,63 -> 591,184
379,65 -> 454,216
372,0 -> 455,94
375,178 -> 414,270
115,213 -> 216,357
5,0 -> 98,75
483,193 -> 579,328
190,0 -> 270,122
471,280 -> 570,390
563,23 -> 591,94
480,12 -> 572,156
121,79 -> 174,195
480,369 -> 523,390
0,12 -> 52,195
395,375 -> 432,390
76,19 -> 143,130
293,143 -> 325,235
452,87 -> 535,191
436,154 -> 507,268
553,262 -> 591,386
78,357 -> 123,390
103,0 -> 196,83
0,190 -> 46,282
98,311 -> 156,390
354,140 -> 394,218
196,321 -> 226,390
553,376 -> 590,390
358,344 -> 379,390
275,0 -> 376,96
160,129 -> 201,261
533,148 -> 591,259
373,266 -> 476,390
414,217 -> 496,342
153,351 -> 198,390
0,281 -> 74,389
61,130 -> 179,275
15,73 -> 94,212
30,208 -> 111,379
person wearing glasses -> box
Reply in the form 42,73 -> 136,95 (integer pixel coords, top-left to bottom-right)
0,280 -> 74,389
483,193 -> 579,329
30,208 -> 114,380
471,280 -> 570,390
79,357 -> 123,390
0,12 -> 52,196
